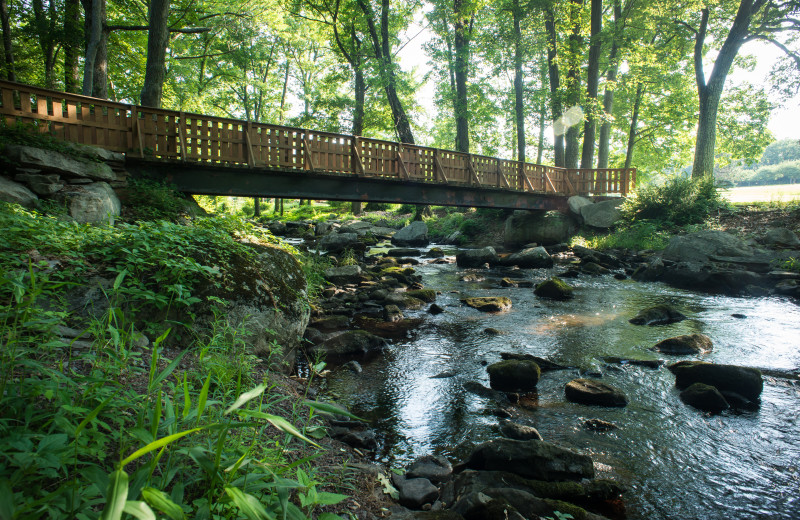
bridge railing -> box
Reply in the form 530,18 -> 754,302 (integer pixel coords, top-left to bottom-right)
0,80 -> 635,197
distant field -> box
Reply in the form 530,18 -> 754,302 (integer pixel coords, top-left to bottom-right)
721,184 -> 800,203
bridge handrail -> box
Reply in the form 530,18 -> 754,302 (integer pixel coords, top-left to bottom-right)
0,80 -> 635,197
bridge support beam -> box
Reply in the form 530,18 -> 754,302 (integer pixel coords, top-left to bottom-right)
126,159 -> 569,211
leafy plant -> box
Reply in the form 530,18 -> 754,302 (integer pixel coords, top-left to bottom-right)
622,175 -> 729,226
125,178 -> 188,221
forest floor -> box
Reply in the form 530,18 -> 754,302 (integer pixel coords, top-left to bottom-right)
714,203 -> 800,237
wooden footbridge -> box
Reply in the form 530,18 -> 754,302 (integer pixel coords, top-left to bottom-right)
0,80 -> 635,210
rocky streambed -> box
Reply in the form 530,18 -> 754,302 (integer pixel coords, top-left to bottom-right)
289,219 -> 800,520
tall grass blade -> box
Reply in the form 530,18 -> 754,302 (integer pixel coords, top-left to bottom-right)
182,373 -> 190,419
142,487 -> 186,520
121,426 -> 210,467
196,374 -> 211,425
303,400 -> 366,422
224,487 -> 274,520
0,479 -> 15,520
224,384 -> 267,415
148,350 -> 188,393
151,388 -> 162,439
100,469 -> 129,520
122,501 -> 156,520
239,410 -> 320,448
75,393 -> 117,437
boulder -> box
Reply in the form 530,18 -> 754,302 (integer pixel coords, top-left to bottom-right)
499,419 -> 543,441
679,382 -> 729,413
504,246 -> 553,268
629,304 -> 686,325
14,172 -> 64,195
534,277 -> 574,300
392,221 -> 429,247
487,359 -> 541,392
5,144 -> 116,181
662,230 -> 754,263
318,232 -> 362,253
763,228 -> 800,248
0,175 -> 38,208
324,265 -> 363,285
462,296 -> 512,312
668,361 -> 763,401
504,210 -> 577,247
396,477 -> 439,509
461,439 -> 594,481
456,246 -> 498,268
652,333 -> 713,355
580,198 -> 624,228
565,379 -> 628,407
406,288 -> 436,302
55,182 -> 121,225
317,330 -> 386,358
500,352 -> 569,372
388,248 -> 422,257
568,195 -> 593,217
407,455 -> 453,483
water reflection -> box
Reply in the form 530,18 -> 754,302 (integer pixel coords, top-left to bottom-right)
324,257 -> 800,519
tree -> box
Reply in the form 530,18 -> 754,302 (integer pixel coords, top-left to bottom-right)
685,0 -> 800,178
579,0 -> 600,169
140,0 -> 171,107
1,0 -> 16,80
452,0 -> 474,152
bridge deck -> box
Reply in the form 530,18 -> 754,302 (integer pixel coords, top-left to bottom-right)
0,80 -> 635,210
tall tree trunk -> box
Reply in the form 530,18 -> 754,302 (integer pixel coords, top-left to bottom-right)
624,83 -> 643,170
596,0 -> 622,169
82,0 -> 107,97
580,0 -> 601,169
0,0 -> 15,81
453,0 -> 470,153
140,0 -> 171,107
564,0 -> 583,170
64,0 -> 81,92
32,0 -> 57,89
691,1 -> 754,178
512,0 -> 525,163
543,7 -> 564,167
352,52 -> 365,216
279,59 -> 290,123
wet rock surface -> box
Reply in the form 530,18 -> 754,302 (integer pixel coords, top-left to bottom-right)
565,379 -> 628,407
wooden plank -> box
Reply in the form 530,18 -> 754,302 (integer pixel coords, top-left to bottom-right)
543,169 -> 558,193
244,122 -> 255,167
497,159 -> 510,188
433,151 -> 449,183
303,135 -> 316,171
563,170 -> 576,195
352,137 -> 365,175
396,147 -> 410,180
132,107 -> 144,158
466,156 -> 481,185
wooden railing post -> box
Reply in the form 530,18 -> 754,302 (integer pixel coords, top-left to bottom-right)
352,137 -> 365,176
396,145 -> 410,180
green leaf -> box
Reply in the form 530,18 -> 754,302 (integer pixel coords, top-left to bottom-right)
182,374 -> 190,419
120,426 -> 208,467
224,384 -> 267,415
303,399 -> 367,422
377,473 -> 398,500
100,469 -> 129,520
122,501 -> 156,520
318,513 -> 344,520
0,479 -> 15,520
313,491 -> 348,506
113,269 -> 128,291
224,487 -> 274,520
239,411 -> 320,448
75,393 -> 118,437
196,374 -> 211,424
148,350 -> 188,393
142,487 -> 186,520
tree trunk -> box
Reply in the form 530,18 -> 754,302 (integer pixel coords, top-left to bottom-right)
82,0 -> 107,97
140,0 -> 171,107
254,197 -> 261,217
596,0 -> 622,169
351,52 -> 365,216
624,83 -> 643,170
279,60 -> 290,123
512,0 -> 525,163
453,0 -> 470,153
543,7 -> 564,167
564,0 -> 583,170
32,0 -> 57,89
691,1 -> 754,178
64,0 -> 81,92
0,0 -> 16,81
580,0 -> 601,169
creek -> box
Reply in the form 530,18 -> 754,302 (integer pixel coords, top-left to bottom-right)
322,245 -> 800,520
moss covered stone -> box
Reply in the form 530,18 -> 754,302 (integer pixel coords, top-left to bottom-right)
407,288 -> 437,302
461,296 -> 512,312
534,277 -> 574,300
487,360 -> 541,392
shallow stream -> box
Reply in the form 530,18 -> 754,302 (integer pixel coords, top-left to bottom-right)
323,248 -> 800,519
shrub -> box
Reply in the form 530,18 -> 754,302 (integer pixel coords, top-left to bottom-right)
364,202 -> 392,211
622,175 -> 728,226
571,220 -> 672,251
459,219 -> 484,237
125,178 -> 187,220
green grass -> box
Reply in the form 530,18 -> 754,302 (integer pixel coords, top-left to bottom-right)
571,220 -> 674,251
722,184 -> 800,204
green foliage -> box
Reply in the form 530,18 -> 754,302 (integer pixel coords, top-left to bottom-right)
0,204 -> 350,520
459,219 -> 484,238
0,120 -> 97,161
396,204 -> 416,215
571,220 -> 672,251
751,160 -> 800,185
363,202 -> 392,211
622,175 -> 729,226
426,211 -> 465,240
125,179 -> 188,221
781,257 -> 800,273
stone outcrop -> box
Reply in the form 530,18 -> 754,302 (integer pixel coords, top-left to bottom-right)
55,182 -> 122,224
0,175 -> 38,208
504,210 -> 577,247
461,439 -> 595,481
392,221 -> 429,247
580,198 -> 624,228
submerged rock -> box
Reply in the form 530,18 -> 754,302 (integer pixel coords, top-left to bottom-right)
499,419 -> 543,441
456,246 -> 499,268
629,304 -> 687,325
487,359 -> 541,392
565,379 -> 628,407
500,352 -> 569,372
317,330 -> 386,358
461,439 -> 594,481
503,246 -> 554,269
583,419 -> 618,432
652,333 -> 713,355
668,361 -> 763,401
679,382 -> 729,413
534,277 -> 574,300
461,296 -> 512,312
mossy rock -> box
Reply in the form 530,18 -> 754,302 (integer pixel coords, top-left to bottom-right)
534,277 -> 574,300
629,304 -> 687,325
487,359 -> 541,392
407,288 -> 437,302
461,296 -> 512,312
669,361 -> 763,400
680,382 -> 729,413
565,378 -> 628,407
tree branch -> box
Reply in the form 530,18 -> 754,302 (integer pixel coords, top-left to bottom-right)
106,24 -> 210,33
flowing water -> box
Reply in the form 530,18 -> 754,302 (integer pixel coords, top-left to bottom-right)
323,249 -> 800,520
